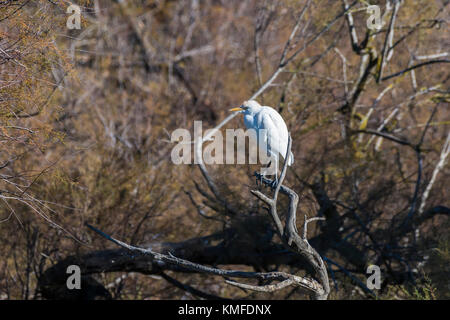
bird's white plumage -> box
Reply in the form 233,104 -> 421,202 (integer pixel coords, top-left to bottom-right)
237,100 -> 294,168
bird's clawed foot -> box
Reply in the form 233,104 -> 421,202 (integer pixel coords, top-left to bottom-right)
269,178 -> 278,190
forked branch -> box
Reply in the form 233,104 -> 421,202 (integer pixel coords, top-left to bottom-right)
86,222 -> 325,297
249,135 -> 330,299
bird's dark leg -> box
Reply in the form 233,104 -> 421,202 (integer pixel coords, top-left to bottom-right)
263,160 -> 272,188
257,161 -> 271,189
269,158 -> 279,190
255,154 -> 280,190
255,171 -> 263,189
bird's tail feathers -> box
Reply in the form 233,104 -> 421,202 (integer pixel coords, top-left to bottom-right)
287,151 -> 294,166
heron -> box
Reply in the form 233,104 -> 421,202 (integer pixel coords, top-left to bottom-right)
229,100 -> 294,187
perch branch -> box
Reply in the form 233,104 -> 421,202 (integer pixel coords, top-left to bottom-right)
250,136 -> 330,299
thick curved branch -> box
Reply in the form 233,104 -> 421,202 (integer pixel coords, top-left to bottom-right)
85,223 -> 324,297
250,136 -> 330,300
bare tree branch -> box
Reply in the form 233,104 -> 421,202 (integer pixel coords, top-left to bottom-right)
85,223 -> 326,298
377,0 -> 402,83
251,136 -> 330,299
418,133 -> 450,215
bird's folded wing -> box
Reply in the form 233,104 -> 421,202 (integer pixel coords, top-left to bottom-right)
259,110 -> 281,156
260,108 -> 293,164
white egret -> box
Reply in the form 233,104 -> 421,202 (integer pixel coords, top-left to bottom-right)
229,100 -> 294,186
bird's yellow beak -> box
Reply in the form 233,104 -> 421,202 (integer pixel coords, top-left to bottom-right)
229,107 -> 242,112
